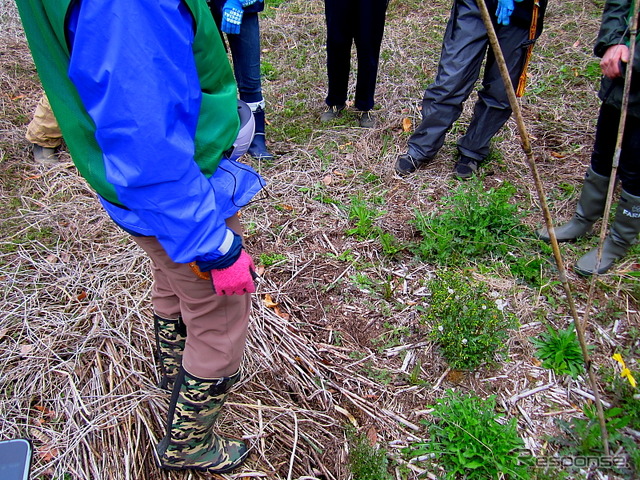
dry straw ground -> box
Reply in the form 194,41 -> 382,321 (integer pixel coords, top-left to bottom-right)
1,0 -> 639,479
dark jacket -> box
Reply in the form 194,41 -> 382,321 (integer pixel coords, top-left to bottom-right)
595,0 -> 640,117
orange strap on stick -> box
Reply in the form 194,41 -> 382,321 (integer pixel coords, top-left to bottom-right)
516,0 -> 540,97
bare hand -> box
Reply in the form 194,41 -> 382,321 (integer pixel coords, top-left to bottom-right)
600,44 -> 630,79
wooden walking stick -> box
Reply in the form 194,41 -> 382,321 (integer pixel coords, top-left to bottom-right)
475,0 -> 611,454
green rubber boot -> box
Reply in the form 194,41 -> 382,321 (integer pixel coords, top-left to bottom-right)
156,367 -> 248,474
537,167 -> 610,242
575,190 -> 640,276
153,314 -> 187,391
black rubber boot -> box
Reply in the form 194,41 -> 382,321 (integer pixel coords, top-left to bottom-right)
575,190 -> 640,276
537,167 -> 610,242
247,107 -> 274,160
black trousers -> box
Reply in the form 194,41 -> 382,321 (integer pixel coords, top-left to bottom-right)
324,0 -> 389,112
407,0 -> 536,162
591,103 -> 640,196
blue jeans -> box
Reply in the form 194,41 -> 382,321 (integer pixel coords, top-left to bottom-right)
210,8 -> 263,104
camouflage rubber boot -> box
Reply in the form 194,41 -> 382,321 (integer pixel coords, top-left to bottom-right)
156,367 -> 248,474
537,167 -> 610,242
153,314 -> 187,391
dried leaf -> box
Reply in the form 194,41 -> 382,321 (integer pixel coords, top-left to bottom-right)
20,344 -> 34,356
84,304 -> 98,314
366,426 -> 378,445
274,306 -> 290,320
33,405 -> 57,419
264,293 -> 278,308
38,446 -> 59,462
30,427 -> 60,461
335,405 -> 358,428
322,174 -> 332,186
446,369 -> 465,384
402,117 -> 412,132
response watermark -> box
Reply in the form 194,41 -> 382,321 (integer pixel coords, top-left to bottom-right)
533,455 -> 629,470
513,449 -> 631,471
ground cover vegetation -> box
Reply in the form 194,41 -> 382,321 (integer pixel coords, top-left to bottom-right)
1,0 -> 639,479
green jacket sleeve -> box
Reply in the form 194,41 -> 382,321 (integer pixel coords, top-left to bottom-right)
595,0 -> 633,58
595,0 -> 640,116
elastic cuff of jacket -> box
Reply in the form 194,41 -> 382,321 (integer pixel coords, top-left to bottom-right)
195,232 -> 243,271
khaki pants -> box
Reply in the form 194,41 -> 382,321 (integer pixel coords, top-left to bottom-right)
25,94 -> 63,148
132,215 -> 251,379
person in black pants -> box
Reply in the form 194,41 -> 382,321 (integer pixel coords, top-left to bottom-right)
537,0 -> 640,276
395,0 -> 546,179
321,0 -> 389,128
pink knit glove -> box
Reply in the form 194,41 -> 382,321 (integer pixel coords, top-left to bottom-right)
210,250 -> 256,295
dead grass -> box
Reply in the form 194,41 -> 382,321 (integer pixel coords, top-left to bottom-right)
1,0 -> 639,479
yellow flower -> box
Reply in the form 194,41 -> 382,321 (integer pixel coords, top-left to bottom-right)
613,353 -> 637,388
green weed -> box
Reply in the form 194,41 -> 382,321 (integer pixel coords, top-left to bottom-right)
347,428 -> 393,480
260,60 -> 277,81
602,363 -> 640,431
551,405 -> 639,478
422,271 -> 516,370
259,252 -> 287,267
346,195 -> 384,240
298,182 -> 339,204
326,249 -> 356,262
530,324 -> 587,379
343,195 -> 404,257
404,390 -> 533,479
374,322 -> 412,351
411,179 -> 528,264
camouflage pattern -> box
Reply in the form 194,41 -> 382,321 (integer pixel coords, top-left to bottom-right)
156,367 -> 248,474
153,314 -> 187,390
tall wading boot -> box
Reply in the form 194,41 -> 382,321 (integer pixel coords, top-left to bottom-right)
537,167 -> 610,242
575,190 -> 640,276
156,367 -> 248,473
153,314 -> 187,391
247,106 -> 274,161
